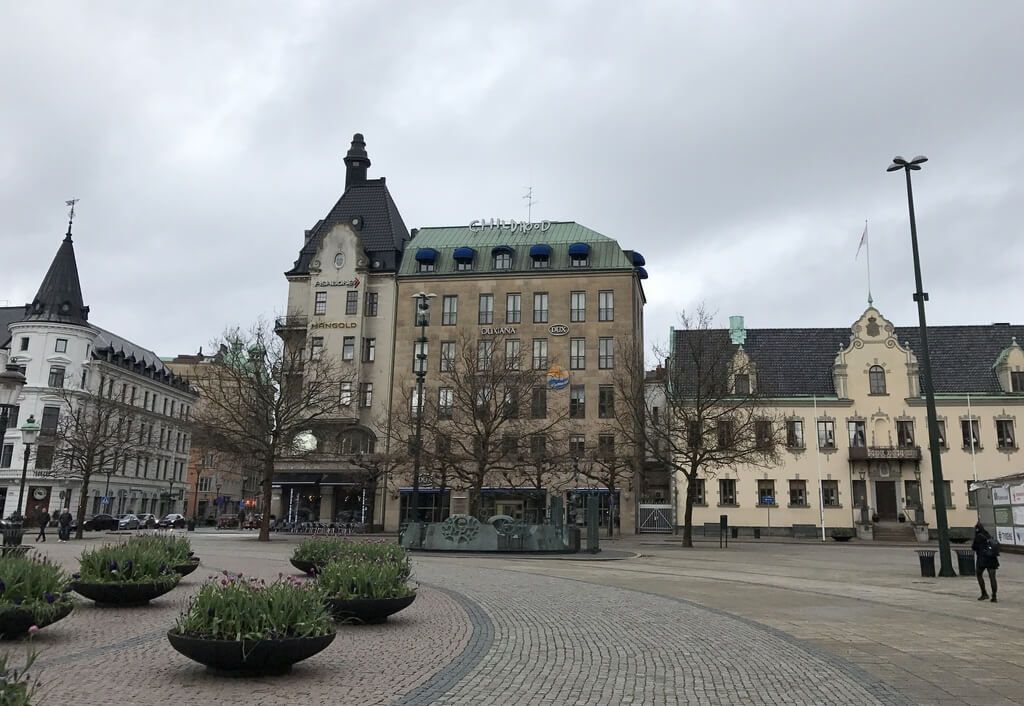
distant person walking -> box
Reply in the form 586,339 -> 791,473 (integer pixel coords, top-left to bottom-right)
35,509 -> 51,543
58,509 -> 73,542
973,523 -> 1000,603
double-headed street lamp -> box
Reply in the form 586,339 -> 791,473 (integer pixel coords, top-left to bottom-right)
16,415 -> 40,517
887,154 -> 955,577
409,291 -> 435,527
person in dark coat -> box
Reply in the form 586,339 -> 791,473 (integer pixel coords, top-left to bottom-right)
35,509 -> 51,543
58,509 -> 73,542
972,523 -> 999,602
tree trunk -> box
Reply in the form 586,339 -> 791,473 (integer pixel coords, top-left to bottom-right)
470,476 -> 484,518
258,456 -> 274,542
607,480 -> 616,538
682,471 -> 696,548
74,472 -> 92,541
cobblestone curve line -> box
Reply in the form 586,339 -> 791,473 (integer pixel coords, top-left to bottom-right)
412,561 -> 913,706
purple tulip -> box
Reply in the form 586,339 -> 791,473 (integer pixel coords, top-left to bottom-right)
44,592 -> 56,604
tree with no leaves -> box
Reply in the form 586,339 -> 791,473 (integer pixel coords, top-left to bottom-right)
189,321 -> 354,541
612,307 -> 785,547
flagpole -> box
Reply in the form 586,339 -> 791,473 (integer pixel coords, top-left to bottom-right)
865,220 -> 873,306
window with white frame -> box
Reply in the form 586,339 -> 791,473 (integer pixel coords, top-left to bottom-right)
442,295 -> 458,325
478,294 -> 494,325
598,290 -> 614,321
310,337 -> 324,360
570,338 -> 586,370
506,293 -> 521,324
570,291 -> 586,322
339,382 -> 352,405
997,419 -> 1016,449
314,291 -> 327,315
342,336 -> 355,361
440,341 -> 455,372
598,337 -> 614,369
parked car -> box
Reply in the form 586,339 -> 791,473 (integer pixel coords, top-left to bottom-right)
81,514 -> 118,531
137,513 -> 158,529
158,513 -> 187,529
117,513 -> 141,530
216,515 -> 240,529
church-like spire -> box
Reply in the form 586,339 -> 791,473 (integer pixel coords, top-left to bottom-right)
23,204 -> 90,326
344,133 -> 371,189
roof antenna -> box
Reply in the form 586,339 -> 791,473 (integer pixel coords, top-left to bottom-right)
65,198 -> 79,241
523,186 -> 536,222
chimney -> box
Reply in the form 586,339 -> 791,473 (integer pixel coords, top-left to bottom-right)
344,133 -> 370,189
729,315 -> 746,345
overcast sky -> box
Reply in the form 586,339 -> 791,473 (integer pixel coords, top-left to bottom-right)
2,1 -> 1022,358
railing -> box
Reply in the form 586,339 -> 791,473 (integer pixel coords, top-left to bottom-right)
848,445 -> 922,461
274,315 -> 308,331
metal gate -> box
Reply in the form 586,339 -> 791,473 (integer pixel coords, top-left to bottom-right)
637,504 -> 673,533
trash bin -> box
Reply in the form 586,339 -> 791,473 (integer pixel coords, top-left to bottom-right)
753,528 -> 761,539
186,520 -> 195,532
567,527 -> 581,553
731,527 -> 738,539
916,549 -> 937,577
955,549 -> 975,576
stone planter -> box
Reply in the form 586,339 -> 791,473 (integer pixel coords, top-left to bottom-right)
167,631 -> 336,674
290,559 -> 320,576
855,523 -> 874,541
324,593 -> 416,625
173,557 -> 201,577
913,523 -> 930,543
0,601 -> 74,639
71,580 -> 178,606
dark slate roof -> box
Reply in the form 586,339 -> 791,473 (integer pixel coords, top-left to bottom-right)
22,232 -> 90,327
91,325 -> 173,376
286,178 -> 410,276
672,324 -> 1024,396
0,306 -> 23,349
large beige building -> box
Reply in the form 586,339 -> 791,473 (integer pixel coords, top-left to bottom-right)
665,307 -> 1024,540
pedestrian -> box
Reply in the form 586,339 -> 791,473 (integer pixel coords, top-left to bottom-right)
972,522 -> 1000,603
35,508 -> 51,543
58,509 -> 73,542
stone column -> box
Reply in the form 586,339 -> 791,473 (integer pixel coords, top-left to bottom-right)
319,489 -> 335,523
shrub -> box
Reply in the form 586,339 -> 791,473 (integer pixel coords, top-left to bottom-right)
316,559 -> 414,600
126,534 -> 193,564
830,528 -> 855,541
0,554 -> 73,624
174,573 -> 332,640
948,528 -> 973,544
293,539 -> 410,579
0,649 -> 39,705
77,542 -> 179,586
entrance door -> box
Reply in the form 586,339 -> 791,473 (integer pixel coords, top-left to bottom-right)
25,486 -> 52,521
875,480 -> 897,520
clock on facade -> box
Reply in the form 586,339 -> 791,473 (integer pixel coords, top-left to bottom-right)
334,252 -> 345,268
32,487 -> 48,500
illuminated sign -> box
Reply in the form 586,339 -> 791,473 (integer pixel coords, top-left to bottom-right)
469,219 -> 551,233
547,364 -> 569,390
480,327 -> 517,336
314,277 -> 361,287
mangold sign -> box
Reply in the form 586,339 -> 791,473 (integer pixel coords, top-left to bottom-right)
310,321 -> 358,329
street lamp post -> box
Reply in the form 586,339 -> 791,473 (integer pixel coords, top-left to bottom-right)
913,466 -> 925,524
409,291 -> 435,528
215,483 -> 222,518
16,415 -> 40,518
570,455 -> 580,525
887,155 -> 955,577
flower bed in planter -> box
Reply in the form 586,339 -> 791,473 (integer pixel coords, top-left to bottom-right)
291,538 -> 410,578
173,557 -> 201,577
316,552 -> 416,625
0,553 -> 75,639
72,542 -> 180,606
169,573 -> 335,674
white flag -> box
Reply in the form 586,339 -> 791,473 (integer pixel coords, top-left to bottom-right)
855,223 -> 868,260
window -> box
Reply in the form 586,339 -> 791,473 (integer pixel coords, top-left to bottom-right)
997,419 -> 1016,449
734,374 -> 750,395
438,388 -> 454,419
362,337 -> 376,362
690,478 -> 706,505
310,337 -> 324,360
598,338 -> 614,369
435,434 -> 451,457
440,341 -> 456,372
719,479 -> 737,506
314,291 -> 327,315
789,480 -> 807,507
418,261 -> 435,273
6,406 -> 17,428
364,291 -> 378,317
688,421 -> 703,449
570,385 -> 585,419
48,365 -> 66,388
502,388 -> 519,419
966,480 -> 978,508
501,434 -> 518,456
530,434 -> 547,457
531,387 -> 547,419
493,251 -> 512,270
716,421 -> 733,449
19,337 -> 29,351
477,340 -> 494,370
817,420 -> 836,449
456,258 -> 473,272
358,382 -> 372,408
55,338 -> 68,353
821,480 -> 839,507
755,420 -> 772,450
342,336 -> 355,361
598,291 -> 614,321
570,338 -> 586,370
345,290 -> 358,315
478,294 -> 494,325
413,341 -> 428,374
505,339 -> 521,369
868,365 -> 886,394
532,339 -> 548,370
569,434 -> 586,457
598,385 -> 615,418
0,445 -> 12,469
847,420 -> 866,447
410,387 -> 423,417
1011,371 -> 1024,392
936,420 -> 948,448
942,480 -> 953,508
757,480 -> 776,505
598,434 -> 615,458
570,292 -> 586,322
198,476 -> 212,493
533,293 -> 549,323
786,419 -> 805,449
506,294 -> 521,324
961,419 -> 981,449
41,406 -> 60,435
896,420 -> 915,448
905,480 -> 921,508
339,382 -> 353,406
570,252 -> 588,268
442,295 -> 458,325
34,445 -> 54,470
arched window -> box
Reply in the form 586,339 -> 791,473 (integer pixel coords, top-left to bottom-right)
868,365 -> 886,395
337,429 -> 376,455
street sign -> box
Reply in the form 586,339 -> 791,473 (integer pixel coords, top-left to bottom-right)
762,496 -> 775,505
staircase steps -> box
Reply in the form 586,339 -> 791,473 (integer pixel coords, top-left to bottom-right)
872,522 -> 916,542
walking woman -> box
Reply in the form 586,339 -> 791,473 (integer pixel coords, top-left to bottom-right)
973,523 -> 1000,603
35,508 -> 51,543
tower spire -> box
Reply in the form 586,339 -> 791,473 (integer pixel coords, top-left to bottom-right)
344,133 -> 370,189
65,198 -> 79,241
23,203 -> 90,326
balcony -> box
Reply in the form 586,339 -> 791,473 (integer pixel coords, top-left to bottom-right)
274,315 -> 308,332
848,445 -> 921,461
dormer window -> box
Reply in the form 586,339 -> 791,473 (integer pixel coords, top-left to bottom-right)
568,242 -> 590,268
415,248 -> 438,273
1012,371 -> 1024,392
492,246 -> 514,270
453,247 -> 476,272
529,244 -> 551,269
734,374 -> 750,395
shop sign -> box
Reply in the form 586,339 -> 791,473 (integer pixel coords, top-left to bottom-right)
480,326 -> 517,336
547,364 -> 569,390
469,219 -> 551,233
549,324 -> 569,336
994,506 -> 1012,525
1013,505 -> 1024,525
1010,483 -> 1024,505
314,277 -> 360,288
996,526 -> 1015,545
993,486 -> 1011,504
310,321 -> 358,329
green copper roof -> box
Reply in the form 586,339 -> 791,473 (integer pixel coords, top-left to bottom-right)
399,221 -> 636,276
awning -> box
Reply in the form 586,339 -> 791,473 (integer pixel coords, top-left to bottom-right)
631,252 -> 646,267
272,473 -> 323,487
415,248 -> 439,262
568,242 -> 590,256
529,244 -> 552,258
636,266 -> 649,280
398,487 -> 449,494
453,247 -> 476,261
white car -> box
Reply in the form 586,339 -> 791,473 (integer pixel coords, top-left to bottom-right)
117,513 -> 141,530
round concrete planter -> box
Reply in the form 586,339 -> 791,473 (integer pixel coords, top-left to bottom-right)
71,580 -> 178,606
290,559 -> 320,576
167,631 -> 336,674
173,557 -> 201,577
325,593 -> 416,625
0,601 -> 74,639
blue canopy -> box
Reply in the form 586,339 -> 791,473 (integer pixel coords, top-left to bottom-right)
415,248 -> 439,262
568,242 -> 590,256
453,247 -> 476,261
631,252 -> 646,267
636,266 -> 649,280
529,244 -> 552,258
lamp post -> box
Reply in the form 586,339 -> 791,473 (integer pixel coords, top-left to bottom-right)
409,291 -> 435,527
570,455 -> 580,525
913,465 -> 925,524
858,468 -> 868,525
887,154 -> 955,577
16,415 -> 40,518
193,457 -> 207,526
215,483 -> 222,518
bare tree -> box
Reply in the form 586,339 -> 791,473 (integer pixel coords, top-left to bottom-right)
189,321 -> 354,541
612,307 -> 785,547
576,445 -> 635,537
37,385 -> 151,539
